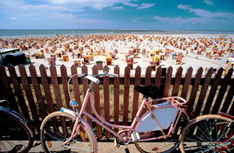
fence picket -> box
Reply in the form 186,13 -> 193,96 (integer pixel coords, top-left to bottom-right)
114,66 -> 120,131
181,67 -> 193,99
81,66 -> 92,127
123,66 -> 130,125
92,66 -> 102,138
103,65 -> 111,138
50,66 -> 63,110
39,65 -> 54,114
221,79 -> 234,113
61,65 -> 71,109
18,65 -> 40,131
163,66 -> 173,97
50,65 -> 67,136
194,68 -> 213,117
29,65 -> 47,119
145,66 -> 152,86
0,65 -> 18,111
71,65 -> 81,110
187,67 -> 203,114
7,64 -> 30,120
212,68 -> 234,114
203,68 -> 223,114
132,66 -> 141,120
155,66 -> 162,98
172,67 -> 183,96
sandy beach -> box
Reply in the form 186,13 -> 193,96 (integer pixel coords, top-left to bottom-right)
1,33 -> 233,76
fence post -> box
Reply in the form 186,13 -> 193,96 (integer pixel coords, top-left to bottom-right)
123,66 -> 130,125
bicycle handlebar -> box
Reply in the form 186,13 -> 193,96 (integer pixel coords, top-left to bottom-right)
68,72 -> 118,100
84,73 -> 119,84
85,76 -> 100,84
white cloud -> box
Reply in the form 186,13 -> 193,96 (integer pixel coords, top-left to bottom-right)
154,16 -> 215,24
112,6 -> 123,10
177,4 -> 191,11
123,2 -> 138,7
137,3 -> 155,9
123,2 -> 155,9
10,17 -> 17,20
49,0 -> 131,10
178,4 -> 234,19
203,0 -> 214,6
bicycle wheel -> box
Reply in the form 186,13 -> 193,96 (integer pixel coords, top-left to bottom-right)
0,107 -> 33,153
180,115 -> 234,153
134,113 -> 188,153
40,111 -> 95,153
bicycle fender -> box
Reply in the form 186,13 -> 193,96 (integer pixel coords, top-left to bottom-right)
79,118 -> 98,153
0,106 -> 34,138
60,109 -> 98,153
60,107 -> 76,116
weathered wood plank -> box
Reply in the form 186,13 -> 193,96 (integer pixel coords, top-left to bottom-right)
155,66 -> 162,98
123,66 -> 130,125
132,66 -> 141,120
172,67 -> 183,96
187,67 -> 203,113
212,68 -> 233,114
60,65 -> 71,109
92,65 -> 102,138
81,66 -> 92,127
7,64 -> 30,120
103,65 -> 110,138
50,66 -> 67,136
29,64 -> 47,119
50,66 -> 63,110
181,67 -> 193,99
39,65 -> 54,114
71,65 -> 81,110
194,68 -> 213,117
221,78 -> 234,113
203,68 -> 223,114
145,66 -> 152,86
0,65 -> 18,111
114,66 -> 120,131
163,66 -> 172,97
18,65 -> 40,130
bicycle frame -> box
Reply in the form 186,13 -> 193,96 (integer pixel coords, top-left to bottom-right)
62,81 -> 189,146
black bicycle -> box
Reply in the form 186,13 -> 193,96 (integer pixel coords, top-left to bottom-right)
0,99 -> 34,153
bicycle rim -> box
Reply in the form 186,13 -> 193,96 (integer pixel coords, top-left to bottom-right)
40,111 -> 94,153
134,113 -> 188,153
0,110 -> 33,153
180,115 -> 234,153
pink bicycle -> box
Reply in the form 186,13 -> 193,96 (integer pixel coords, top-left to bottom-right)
40,73 -> 190,153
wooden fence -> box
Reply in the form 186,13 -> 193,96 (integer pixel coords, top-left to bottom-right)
0,64 -> 233,138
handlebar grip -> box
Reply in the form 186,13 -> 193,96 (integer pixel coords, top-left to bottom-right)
109,73 -> 119,77
85,76 -> 100,84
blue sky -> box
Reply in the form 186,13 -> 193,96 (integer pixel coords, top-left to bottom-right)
0,0 -> 234,30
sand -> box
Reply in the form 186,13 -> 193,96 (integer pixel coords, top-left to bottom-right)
1,33 -> 234,76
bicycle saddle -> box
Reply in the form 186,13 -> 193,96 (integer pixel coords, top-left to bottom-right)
134,85 -> 158,99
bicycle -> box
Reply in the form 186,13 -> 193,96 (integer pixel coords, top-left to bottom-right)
179,112 -> 234,152
0,99 -> 34,153
40,72 -> 191,153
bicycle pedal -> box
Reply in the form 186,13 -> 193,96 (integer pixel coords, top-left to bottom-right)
131,132 -> 140,142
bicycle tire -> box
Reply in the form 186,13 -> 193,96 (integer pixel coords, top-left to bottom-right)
179,115 -> 234,153
0,107 -> 33,153
40,111 -> 95,153
134,113 -> 188,153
